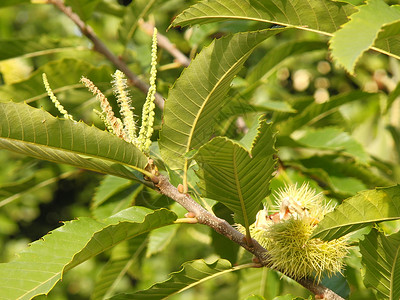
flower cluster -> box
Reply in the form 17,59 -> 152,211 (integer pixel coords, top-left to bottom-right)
43,29 -> 158,155
238,183 -> 348,283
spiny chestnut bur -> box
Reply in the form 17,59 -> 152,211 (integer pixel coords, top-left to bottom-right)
238,183 -> 348,283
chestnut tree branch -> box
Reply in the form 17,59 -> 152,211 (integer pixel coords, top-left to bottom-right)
139,20 -> 191,67
154,174 -> 344,300
47,0 -> 165,109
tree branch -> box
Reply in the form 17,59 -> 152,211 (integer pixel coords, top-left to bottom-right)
139,20 -> 191,67
155,174 -> 344,300
47,0 -> 165,109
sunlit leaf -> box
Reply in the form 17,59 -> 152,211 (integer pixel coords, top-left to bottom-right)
312,185 -> 400,240
0,207 -> 177,299
330,0 -> 400,73
171,0 -> 354,34
194,121 -> 276,227
159,29 -> 284,170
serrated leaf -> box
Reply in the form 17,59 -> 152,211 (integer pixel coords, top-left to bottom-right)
159,29 -> 284,171
0,207 -> 177,299
360,229 -> 400,300
0,58 -> 111,103
330,0 -> 400,73
172,0 -> 400,62
0,36 -> 80,61
0,102 -> 149,181
172,0 -> 353,34
194,121 -> 276,227
295,127 -> 369,164
312,185 -> 400,240
108,259 -> 234,299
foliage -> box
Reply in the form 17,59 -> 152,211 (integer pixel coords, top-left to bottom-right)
0,0 -> 400,299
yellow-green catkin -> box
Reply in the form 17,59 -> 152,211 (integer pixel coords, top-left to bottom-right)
137,28 -> 158,154
80,76 -> 126,141
244,183 -> 348,283
112,70 -> 137,143
42,73 -> 74,121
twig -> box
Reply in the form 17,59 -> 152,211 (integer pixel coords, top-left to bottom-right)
139,19 -> 191,67
155,174 -> 344,300
47,0 -> 165,110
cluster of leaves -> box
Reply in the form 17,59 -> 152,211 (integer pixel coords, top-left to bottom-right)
0,0 -> 400,299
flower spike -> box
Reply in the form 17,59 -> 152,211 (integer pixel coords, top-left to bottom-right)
138,28 -> 158,153
112,70 -> 137,142
42,73 -> 74,121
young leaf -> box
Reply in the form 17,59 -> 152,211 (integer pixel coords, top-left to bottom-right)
312,185 -> 400,241
159,29 -> 284,171
108,259 -> 241,299
359,229 -> 400,300
0,102 -> 149,181
0,207 -> 177,300
194,121 -> 276,227
330,0 -> 400,74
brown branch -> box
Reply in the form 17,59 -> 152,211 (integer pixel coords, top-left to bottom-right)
155,174 -> 344,300
47,0 -> 165,110
139,20 -> 191,67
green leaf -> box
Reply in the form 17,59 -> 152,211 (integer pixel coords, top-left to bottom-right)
276,91 -> 376,135
91,176 -> 143,219
171,0 -> 354,35
146,224 -> 179,257
0,0 -> 29,7
330,0 -> 400,73
239,268 -> 281,300
0,36 -> 80,61
246,40 -> 328,84
159,29 -> 284,171
0,102 -> 149,181
65,0 -> 101,21
92,236 -> 148,300
108,259 -> 236,299
0,207 -> 177,299
312,185 -> 400,240
360,229 -> 400,300
295,127 -> 369,164
194,121 -> 276,227
118,0 -> 158,46
0,58 -> 111,103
